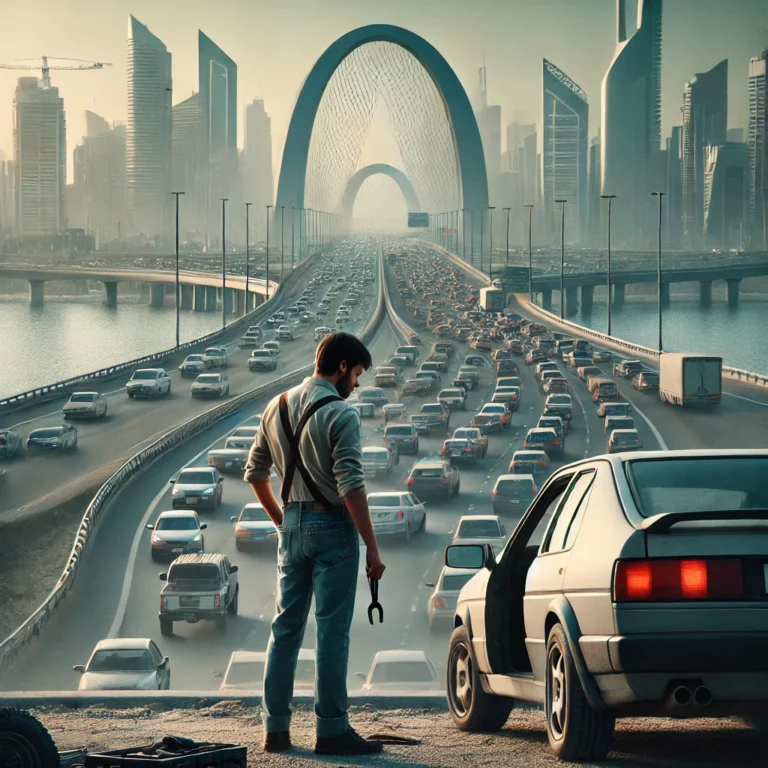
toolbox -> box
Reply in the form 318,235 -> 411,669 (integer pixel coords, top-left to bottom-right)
83,737 -> 246,768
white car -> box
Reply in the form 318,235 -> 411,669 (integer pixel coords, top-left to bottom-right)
73,638 -> 170,691
126,368 -> 172,398
179,354 -> 208,377
451,515 -> 507,555
202,347 -> 228,369
426,566 -> 478,631
229,418 -> 261,441
366,491 -> 426,541
220,649 -> 315,692
358,650 -> 441,692
63,391 -> 108,419
191,373 -> 230,398
231,502 -> 277,549
262,340 -> 281,356
249,349 -> 277,371
276,325 -> 294,341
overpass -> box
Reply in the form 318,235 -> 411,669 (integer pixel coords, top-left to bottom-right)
527,256 -> 768,313
0,265 -> 277,313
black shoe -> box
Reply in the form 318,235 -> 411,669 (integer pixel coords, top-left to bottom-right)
263,731 -> 292,753
315,727 -> 384,755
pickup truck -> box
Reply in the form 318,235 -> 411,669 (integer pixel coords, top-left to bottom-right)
410,403 -> 450,435
437,388 -> 467,411
158,553 -> 239,635
403,378 -> 432,396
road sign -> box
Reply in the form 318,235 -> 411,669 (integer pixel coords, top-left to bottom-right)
408,212 -> 429,228
499,266 -> 530,293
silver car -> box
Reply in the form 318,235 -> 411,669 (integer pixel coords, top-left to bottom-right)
249,349 -> 277,371
358,650 -> 440,692
361,446 -> 398,478
74,638 -> 170,691
147,510 -> 207,561
231,502 -> 277,549
367,491 -> 426,542
426,566 -> 477,631
179,354 -> 207,377
445,450 -> 768,761
63,391 -> 108,419
220,649 -> 315,693
171,467 -> 223,509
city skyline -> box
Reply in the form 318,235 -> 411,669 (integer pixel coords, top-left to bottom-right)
0,0 -> 765,192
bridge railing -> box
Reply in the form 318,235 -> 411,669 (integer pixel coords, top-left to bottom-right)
0,249 -> 386,676
0,257 -> 315,417
422,240 -> 768,390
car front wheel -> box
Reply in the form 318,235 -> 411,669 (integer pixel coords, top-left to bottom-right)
447,625 -> 513,732
545,624 -> 615,761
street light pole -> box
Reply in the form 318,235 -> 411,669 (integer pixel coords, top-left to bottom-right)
480,209 -> 485,275
488,206 -> 496,281
470,209 -> 476,269
524,205 -> 534,301
601,195 -> 617,336
245,202 -> 252,314
291,207 -> 295,271
461,209 -> 467,261
265,204 -> 272,301
299,207 -> 303,262
651,191 -> 666,352
503,207 -> 511,277
555,199 -> 567,318
220,197 -> 229,329
280,206 -> 285,283
171,191 -> 185,347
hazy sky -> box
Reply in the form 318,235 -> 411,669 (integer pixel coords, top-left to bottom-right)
1,0 -> 766,203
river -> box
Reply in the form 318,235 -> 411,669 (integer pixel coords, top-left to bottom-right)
1,300 -> 225,398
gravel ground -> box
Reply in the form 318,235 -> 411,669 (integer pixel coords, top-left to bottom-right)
30,701 -> 766,767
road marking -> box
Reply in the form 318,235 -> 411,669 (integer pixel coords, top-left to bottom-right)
106,412 -> 261,639
618,390 -> 669,450
722,391 -> 768,407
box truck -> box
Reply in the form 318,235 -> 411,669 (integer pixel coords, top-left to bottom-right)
480,287 -> 505,312
658,353 -> 722,406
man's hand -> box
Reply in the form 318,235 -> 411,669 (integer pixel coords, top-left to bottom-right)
366,548 -> 386,580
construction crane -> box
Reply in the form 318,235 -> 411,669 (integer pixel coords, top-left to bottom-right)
0,56 -> 112,89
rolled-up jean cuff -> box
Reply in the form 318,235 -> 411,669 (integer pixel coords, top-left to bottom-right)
316,712 -> 350,738
262,713 -> 292,734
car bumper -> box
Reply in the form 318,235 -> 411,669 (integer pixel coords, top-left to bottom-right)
372,521 -> 408,536
127,388 -> 160,397
151,544 -> 203,559
387,440 -> 418,454
63,409 -> 97,418
191,390 -> 222,397
493,499 -> 532,514
160,609 -> 226,623
172,496 -> 217,509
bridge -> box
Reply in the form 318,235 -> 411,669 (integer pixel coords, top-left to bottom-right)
0,265 -> 276,313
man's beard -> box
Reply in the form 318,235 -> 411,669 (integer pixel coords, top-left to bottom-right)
336,371 -> 354,399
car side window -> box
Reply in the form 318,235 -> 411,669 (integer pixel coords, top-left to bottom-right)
540,470 -> 596,555
149,641 -> 162,664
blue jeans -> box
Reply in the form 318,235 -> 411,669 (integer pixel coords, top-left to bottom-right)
262,501 -> 360,738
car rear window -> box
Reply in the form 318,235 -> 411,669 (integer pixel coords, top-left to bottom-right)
496,478 -> 534,494
369,495 -> 404,507
89,650 -> 153,673
413,467 -> 443,478
386,426 -> 413,436
626,457 -> 768,518
168,564 -> 220,581
441,574 -> 474,591
177,471 -> 215,484
458,520 -> 502,538
240,506 -> 270,522
613,431 -> 640,444
70,393 -> 96,402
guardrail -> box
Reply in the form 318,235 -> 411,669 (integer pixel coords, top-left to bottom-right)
0,256 -> 316,416
0,247 -> 386,678
422,241 -> 768,391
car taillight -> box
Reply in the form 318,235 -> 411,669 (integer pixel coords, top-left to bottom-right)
214,595 -> 221,607
160,597 -> 166,611
614,558 -> 743,602
464,447 -> 471,453
407,477 -> 413,485
441,476 -> 447,484
235,526 -> 248,537
492,489 -> 497,497
433,596 -> 446,609
396,511 -> 404,519
551,439 -> 559,445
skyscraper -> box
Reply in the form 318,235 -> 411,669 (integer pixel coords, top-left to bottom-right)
244,97 -> 274,236
474,66 -> 502,187
748,49 -> 767,249
14,77 -> 66,235
540,59 -> 588,244
588,136 -> 601,245
126,15 -> 172,240
199,31 -> 238,245
601,0 -> 663,247
0,159 -> 16,234
171,92 -> 205,240
703,142 -> 749,250
666,126 -> 683,247
681,59 -> 728,244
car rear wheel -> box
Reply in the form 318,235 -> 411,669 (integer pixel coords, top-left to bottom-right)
228,588 -> 239,615
160,618 -> 173,636
545,624 -> 614,761
0,707 -> 59,768
447,625 -> 513,732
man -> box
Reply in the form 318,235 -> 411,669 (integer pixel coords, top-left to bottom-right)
244,332 -> 386,756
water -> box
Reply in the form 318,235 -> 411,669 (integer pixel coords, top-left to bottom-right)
0,301 -> 225,397
556,296 -> 768,374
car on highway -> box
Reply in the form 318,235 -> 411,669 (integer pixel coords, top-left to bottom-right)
126,368 -> 172,398
362,445 -> 398,477
604,415 -> 636,438
592,349 -> 612,362
262,340 -> 281,357
478,403 -> 512,430
207,436 -> 250,474
248,349 -> 277,372
396,345 -> 420,365
73,638 -> 170,691
191,373 -> 230,398
382,403 -> 408,425
171,467 -> 223,510
591,377 -> 620,403
386,354 -> 410,371
158,553 -> 239,635
26,424 -> 77,453
426,567 -> 478,631
492,474 -> 538,514
179,354 -> 208,377
441,438 -> 479,467
275,325 -> 294,341
229,418 -> 260,441
203,347 -> 228,369
437,388 -> 467,411
219,649 -> 316,693
536,361 -> 559,379
633,370 -> 660,391
373,366 -> 399,388
464,354 -> 487,367
452,515 -> 507,554
577,365 -> 603,384
608,428 -> 644,453
509,449 -> 549,474
452,427 -> 488,458
358,650 -> 441,692
406,456 -> 460,499
383,422 -> 419,455
444,450 -> 768,760
613,359 -> 645,378
314,326 -> 332,342
231,503 -> 277,550
523,426 -> 562,457
358,387 -> 389,407
350,401 -> 375,419
469,410 -> 503,435
0,429 -> 24,460
567,351 -> 594,369
598,401 -> 633,419
411,402 -> 451,435
457,365 -> 481,384
62,391 -> 108,419
147,510 -> 207,561
367,491 -> 426,541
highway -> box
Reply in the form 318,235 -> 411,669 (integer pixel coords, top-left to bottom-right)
4,240 -> 768,698
0,253 -> 364,525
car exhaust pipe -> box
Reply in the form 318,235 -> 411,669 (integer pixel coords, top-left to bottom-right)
671,685 -> 692,706
693,686 -> 712,707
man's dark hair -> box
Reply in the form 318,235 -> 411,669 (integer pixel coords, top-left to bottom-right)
315,332 -> 372,375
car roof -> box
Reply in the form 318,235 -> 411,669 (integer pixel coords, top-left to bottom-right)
495,473 -> 536,482
368,491 -> 408,499
363,446 -> 389,453
441,566 -> 480,578
611,429 -> 640,436
179,466 -> 216,474
372,649 -> 429,663
413,457 -> 446,468
70,391 -> 98,396
157,510 -> 198,518
458,514 -> 500,523
513,450 -> 548,457
171,553 -> 226,566
93,638 -> 152,652
241,502 -> 265,511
